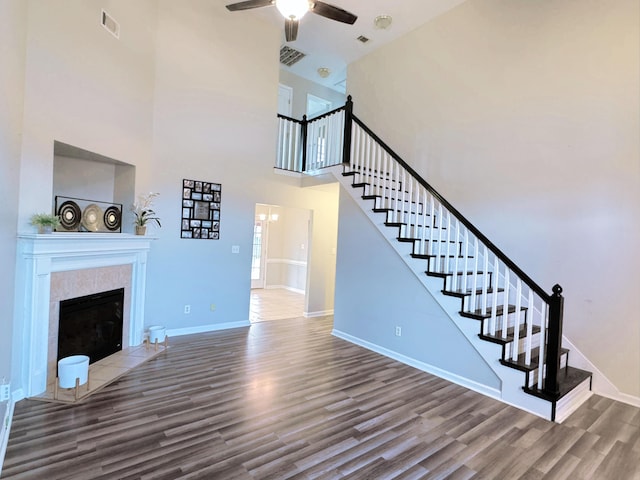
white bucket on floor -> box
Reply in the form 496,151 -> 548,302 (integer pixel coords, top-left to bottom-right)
58,355 -> 89,389
148,325 -> 166,344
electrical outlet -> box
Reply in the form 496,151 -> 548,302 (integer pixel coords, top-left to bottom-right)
210,303 -> 216,312
0,381 -> 10,402
395,326 -> 402,337
231,245 -> 240,254
184,305 -> 191,314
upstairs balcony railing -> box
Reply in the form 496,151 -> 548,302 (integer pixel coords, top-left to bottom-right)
276,99 -> 352,172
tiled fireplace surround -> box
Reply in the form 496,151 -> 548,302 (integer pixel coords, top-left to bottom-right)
15,233 -> 153,399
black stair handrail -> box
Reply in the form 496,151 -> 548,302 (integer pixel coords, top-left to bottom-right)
349,113 -> 551,304
342,96 -> 565,397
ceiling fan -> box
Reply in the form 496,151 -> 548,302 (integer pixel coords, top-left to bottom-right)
225,0 -> 357,42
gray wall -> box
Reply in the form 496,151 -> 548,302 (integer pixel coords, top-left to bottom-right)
333,188 -> 500,390
347,0 -> 640,398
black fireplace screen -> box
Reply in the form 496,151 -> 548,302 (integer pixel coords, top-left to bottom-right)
57,288 -> 124,365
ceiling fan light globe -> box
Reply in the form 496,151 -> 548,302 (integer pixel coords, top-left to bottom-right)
275,0 -> 309,20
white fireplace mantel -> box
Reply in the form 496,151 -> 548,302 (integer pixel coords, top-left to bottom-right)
13,233 -> 154,399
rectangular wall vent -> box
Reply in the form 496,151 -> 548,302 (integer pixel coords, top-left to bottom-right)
101,9 -> 120,39
280,45 -> 306,67
357,35 -> 370,43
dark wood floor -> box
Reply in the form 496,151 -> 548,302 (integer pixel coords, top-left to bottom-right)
3,317 -> 639,479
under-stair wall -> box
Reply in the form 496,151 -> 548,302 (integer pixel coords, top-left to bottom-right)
332,188 -> 502,395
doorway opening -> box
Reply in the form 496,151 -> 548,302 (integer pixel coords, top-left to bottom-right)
250,204 -> 311,323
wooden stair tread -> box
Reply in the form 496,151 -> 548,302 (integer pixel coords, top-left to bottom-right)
426,270 -> 491,278
479,324 -> 541,345
500,347 -> 569,372
523,366 -> 592,402
442,287 -> 502,297
460,303 -> 525,320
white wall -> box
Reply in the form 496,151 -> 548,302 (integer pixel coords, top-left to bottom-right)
16,0 -> 158,230
0,0 -> 27,399
347,0 -> 640,397
279,69 -> 346,119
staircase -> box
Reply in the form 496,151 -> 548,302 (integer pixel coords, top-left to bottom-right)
276,97 -> 593,422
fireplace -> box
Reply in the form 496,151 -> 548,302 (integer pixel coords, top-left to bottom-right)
15,233 -> 154,399
58,288 -> 125,366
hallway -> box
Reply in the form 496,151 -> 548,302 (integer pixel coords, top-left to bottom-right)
249,288 -> 305,323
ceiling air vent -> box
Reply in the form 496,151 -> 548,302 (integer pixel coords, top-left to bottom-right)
357,35 -> 370,44
101,9 -> 120,39
280,45 -> 306,67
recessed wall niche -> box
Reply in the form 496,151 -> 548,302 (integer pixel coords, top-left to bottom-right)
52,141 -> 136,233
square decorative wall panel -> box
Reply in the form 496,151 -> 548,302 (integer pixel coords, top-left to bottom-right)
180,179 -> 221,239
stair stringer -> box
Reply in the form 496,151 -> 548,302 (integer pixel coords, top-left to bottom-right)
331,165 -> 554,420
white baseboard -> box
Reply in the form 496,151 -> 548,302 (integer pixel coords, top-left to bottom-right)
167,320 -> 250,337
0,398 -> 15,478
265,285 -> 306,295
563,336 -> 640,408
332,328 -> 501,400
304,309 -> 334,318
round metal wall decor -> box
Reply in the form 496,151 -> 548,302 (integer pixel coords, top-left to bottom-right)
103,206 -> 121,231
82,204 -> 104,232
58,200 -> 81,230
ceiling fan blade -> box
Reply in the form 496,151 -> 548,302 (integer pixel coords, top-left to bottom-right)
284,18 -> 299,42
225,0 -> 273,12
310,1 -> 357,24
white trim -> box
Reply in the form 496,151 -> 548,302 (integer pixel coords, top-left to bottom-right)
332,328 -> 501,399
0,398 -> 15,477
563,336 -> 640,408
304,309 -> 334,318
167,320 -> 250,337
265,258 -> 307,267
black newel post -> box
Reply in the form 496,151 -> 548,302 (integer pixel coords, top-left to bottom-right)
342,95 -> 353,165
301,114 -> 308,172
544,284 -> 564,396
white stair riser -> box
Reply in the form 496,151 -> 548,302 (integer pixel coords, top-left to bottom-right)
525,353 -> 569,388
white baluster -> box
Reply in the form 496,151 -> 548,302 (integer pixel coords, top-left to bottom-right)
470,237 -> 479,313
462,229 -> 469,293
419,188 -> 427,255
434,204 -> 442,272
452,220 -> 460,292
490,256 -> 499,336
481,246 -> 489,316
502,270 -> 510,339
429,193 -> 438,272
537,302 -> 547,390
525,289 -> 534,366
394,162 -> 401,224
276,118 -> 283,169
445,212 -> 452,275
512,278 -> 523,361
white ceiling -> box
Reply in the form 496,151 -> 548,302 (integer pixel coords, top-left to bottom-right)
221,0 -> 468,92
